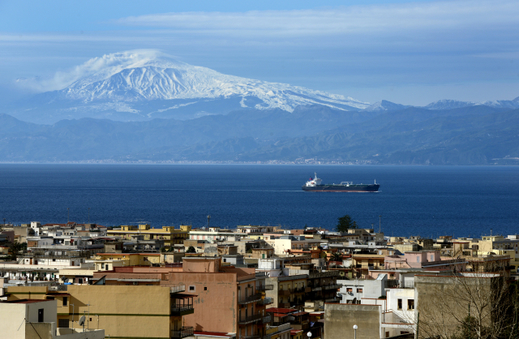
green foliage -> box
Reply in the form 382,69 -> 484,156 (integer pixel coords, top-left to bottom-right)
186,246 -> 196,253
337,215 -> 356,233
8,241 -> 26,261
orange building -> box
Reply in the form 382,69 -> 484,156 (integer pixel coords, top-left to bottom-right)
162,257 -> 272,339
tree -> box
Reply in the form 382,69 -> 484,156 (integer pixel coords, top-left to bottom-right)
336,215 -> 356,233
8,241 -> 26,261
416,260 -> 519,339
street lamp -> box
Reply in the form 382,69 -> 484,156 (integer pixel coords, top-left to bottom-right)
353,324 -> 358,339
307,331 -> 312,339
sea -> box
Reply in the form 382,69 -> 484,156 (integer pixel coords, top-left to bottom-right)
0,164 -> 518,239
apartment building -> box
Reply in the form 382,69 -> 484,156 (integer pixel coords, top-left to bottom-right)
107,224 -> 191,248
162,257 -> 271,339
0,298 -> 105,339
6,284 -> 191,339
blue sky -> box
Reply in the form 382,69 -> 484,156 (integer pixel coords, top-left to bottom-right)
1,0 -> 518,105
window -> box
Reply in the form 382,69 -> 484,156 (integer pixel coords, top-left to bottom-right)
63,297 -> 68,306
38,309 -> 44,323
398,299 -> 403,310
58,319 -> 69,328
346,288 -> 353,293
357,288 -> 363,293
408,299 -> 414,310
189,285 -> 195,292
204,287 -> 208,291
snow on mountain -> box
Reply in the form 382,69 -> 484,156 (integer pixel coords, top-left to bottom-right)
365,100 -> 407,112
479,97 -> 519,109
424,99 -> 476,110
424,97 -> 519,111
40,50 -> 369,114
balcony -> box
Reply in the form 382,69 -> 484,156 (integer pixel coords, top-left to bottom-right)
239,292 -> 263,305
171,326 -> 194,339
171,295 -> 194,316
256,284 -> 274,291
262,315 -> 272,324
323,284 -> 342,290
257,297 -> 273,306
171,305 -> 195,316
239,313 -> 263,325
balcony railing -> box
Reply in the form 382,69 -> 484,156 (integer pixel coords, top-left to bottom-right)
171,305 -> 195,316
262,315 -> 272,324
239,292 -> 263,304
257,297 -> 273,306
256,284 -> 274,291
239,313 -> 263,325
323,284 -> 342,290
171,326 -> 194,339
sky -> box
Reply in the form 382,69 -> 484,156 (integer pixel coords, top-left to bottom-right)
0,0 -> 518,105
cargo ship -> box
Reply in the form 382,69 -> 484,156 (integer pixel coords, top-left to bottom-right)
302,173 -> 380,192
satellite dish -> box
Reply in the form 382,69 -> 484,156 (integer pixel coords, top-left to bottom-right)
78,315 -> 86,326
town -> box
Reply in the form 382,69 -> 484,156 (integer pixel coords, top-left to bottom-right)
0,218 -> 517,339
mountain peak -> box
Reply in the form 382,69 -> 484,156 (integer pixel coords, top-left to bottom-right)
20,50 -> 370,121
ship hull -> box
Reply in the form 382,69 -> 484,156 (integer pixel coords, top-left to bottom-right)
302,184 -> 380,192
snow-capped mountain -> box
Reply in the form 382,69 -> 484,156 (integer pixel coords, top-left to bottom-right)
365,100 -> 408,112
11,50 -> 370,124
424,97 -> 519,110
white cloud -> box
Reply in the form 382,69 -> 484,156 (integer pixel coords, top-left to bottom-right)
18,49 -> 167,92
115,0 -> 519,37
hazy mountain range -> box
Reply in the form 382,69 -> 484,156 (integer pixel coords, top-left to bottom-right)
1,50 -> 518,165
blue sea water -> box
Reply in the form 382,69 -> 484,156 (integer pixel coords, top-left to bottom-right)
0,164 -> 518,238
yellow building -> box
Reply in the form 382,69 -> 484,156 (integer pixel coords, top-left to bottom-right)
93,253 -> 161,271
107,224 -> 191,248
7,284 -> 194,339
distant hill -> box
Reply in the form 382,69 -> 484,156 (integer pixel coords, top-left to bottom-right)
0,105 -> 518,165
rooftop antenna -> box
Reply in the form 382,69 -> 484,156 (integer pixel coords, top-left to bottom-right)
207,215 -> 211,228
